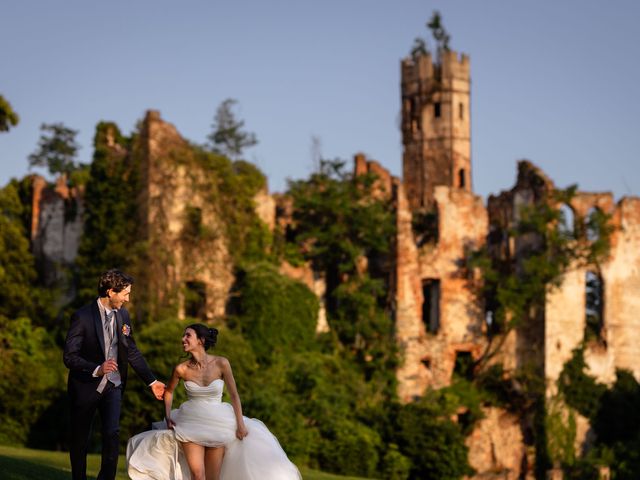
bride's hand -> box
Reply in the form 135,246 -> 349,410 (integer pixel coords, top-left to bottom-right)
236,424 -> 248,440
166,418 -> 176,430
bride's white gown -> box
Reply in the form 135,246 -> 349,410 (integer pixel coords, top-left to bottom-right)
126,379 -> 301,479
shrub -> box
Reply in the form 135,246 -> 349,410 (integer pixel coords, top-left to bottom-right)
0,317 -> 65,445
229,262 -> 319,363
318,418 -> 382,477
395,400 -> 474,479
380,443 -> 411,480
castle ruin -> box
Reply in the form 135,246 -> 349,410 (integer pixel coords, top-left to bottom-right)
28,46 -> 640,479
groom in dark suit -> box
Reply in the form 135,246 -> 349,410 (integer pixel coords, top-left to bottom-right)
63,269 -> 165,480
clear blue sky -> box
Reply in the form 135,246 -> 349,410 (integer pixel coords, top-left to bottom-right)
1,1 -> 639,200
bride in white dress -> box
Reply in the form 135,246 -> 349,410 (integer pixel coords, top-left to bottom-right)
126,324 -> 301,480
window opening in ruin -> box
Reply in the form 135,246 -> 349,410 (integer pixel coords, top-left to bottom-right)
459,102 -> 464,120
585,207 -> 602,242
183,206 -> 203,240
285,224 -> 296,243
421,357 -> 432,370
458,168 -> 466,188
457,409 -> 472,432
453,351 -> 474,380
485,310 -> 494,330
422,279 -> 440,334
557,203 -> 575,236
434,102 -> 441,118
412,207 -> 439,247
585,271 -> 604,342
185,281 -> 207,320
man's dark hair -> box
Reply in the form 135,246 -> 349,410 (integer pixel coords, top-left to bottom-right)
98,269 -> 134,297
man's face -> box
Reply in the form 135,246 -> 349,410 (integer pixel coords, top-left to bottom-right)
107,285 -> 131,310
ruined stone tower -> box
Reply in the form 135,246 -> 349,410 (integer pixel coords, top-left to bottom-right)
395,49 -> 487,403
401,50 -> 471,210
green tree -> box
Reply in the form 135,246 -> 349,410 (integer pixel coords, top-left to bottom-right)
557,351 -> 640,479
0,180 -> 38,319
395,399 -> 474,479
286,158 -> 397,393
207,98 -> 258,160
427,11 -> 450,54
0,95 -> 19,132
0,316 -> 66,444
558,347 -> 606,420
74,123 -> 140,304
28,123 -> 81,176
286,158 -> 395,308
229,262 -> 319,364
409,11 -> 451,59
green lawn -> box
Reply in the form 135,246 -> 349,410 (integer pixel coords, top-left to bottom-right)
0,445 -> 370,480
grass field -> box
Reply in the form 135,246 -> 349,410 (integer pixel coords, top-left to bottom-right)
0,445 -> 371,480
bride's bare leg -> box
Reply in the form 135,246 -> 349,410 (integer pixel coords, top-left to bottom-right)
204,447 -> 224,480
181,442 -> 206,480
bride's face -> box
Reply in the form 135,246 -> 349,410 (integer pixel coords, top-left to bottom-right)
182,328 -> 203,352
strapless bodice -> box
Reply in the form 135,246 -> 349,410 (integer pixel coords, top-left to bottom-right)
184,378 -> 224,402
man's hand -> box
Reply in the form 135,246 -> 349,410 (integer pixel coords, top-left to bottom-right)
150,381 -> 166,400
97,359 -> 118,376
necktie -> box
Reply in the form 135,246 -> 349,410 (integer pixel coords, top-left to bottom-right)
105,311 -> 115,344
97,310 -> 118,393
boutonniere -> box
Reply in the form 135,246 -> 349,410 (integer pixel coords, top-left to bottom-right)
121,324 -> 131,336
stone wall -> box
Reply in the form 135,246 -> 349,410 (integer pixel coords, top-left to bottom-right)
545,194 -> 640,392
487,161 -> 640,394
136,111 -> 235,320
395,180 -> 487,400
466,407 -> 527,479
31,174 -> 83,292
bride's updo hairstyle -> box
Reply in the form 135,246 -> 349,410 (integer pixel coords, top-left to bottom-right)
187,323 -> 219,350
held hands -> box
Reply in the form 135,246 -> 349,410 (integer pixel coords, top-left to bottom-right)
236,424 -> 248,440
150,381 -> 166,400
98,359 -> 118,376
166,417 -> 176,430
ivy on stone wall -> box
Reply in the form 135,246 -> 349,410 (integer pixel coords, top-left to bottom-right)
466,185 -> 614,476
469,186 -> 613,366
74,122 -> 141,305
556,347 -> 640,478
188,150 -> 269,264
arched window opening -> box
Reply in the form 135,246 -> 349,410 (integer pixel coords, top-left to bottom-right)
585,271 -> 604,342
585,207 -> 603,242
557,203 -> 575,236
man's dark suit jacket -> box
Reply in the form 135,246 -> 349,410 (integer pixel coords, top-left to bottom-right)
63,301 -> 155,397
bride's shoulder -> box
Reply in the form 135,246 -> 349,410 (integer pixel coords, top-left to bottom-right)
174,361 -> 190,376
211,355 -> 230,368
